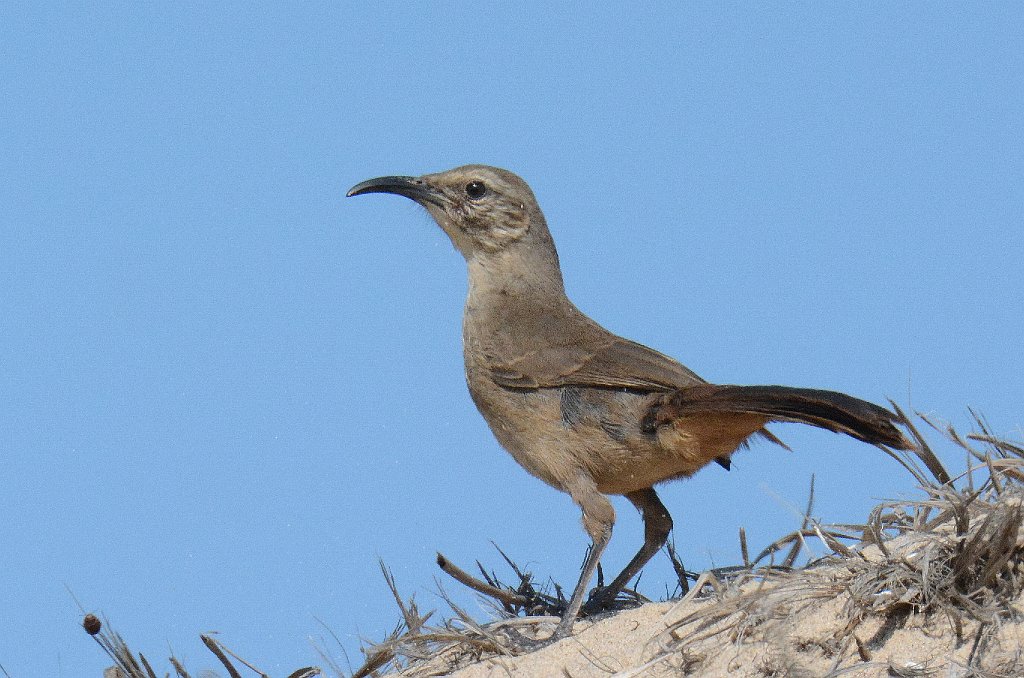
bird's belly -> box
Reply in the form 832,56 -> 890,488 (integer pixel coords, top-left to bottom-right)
465,371 -> 574,490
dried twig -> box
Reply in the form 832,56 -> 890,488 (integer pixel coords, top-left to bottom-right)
436,552 -> 532,609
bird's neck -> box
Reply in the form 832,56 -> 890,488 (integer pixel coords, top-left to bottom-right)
465,246 -> 568,314
462,245 -> 576,364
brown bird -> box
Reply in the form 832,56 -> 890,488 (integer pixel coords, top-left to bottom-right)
347,165 -> 912,639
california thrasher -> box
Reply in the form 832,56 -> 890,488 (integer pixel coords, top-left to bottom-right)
347,165 -> 911,639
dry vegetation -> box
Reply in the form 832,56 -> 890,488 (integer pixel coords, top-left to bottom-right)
86,409 -> 1024,677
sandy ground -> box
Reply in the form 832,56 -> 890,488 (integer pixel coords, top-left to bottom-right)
438,586 -> 1024,677
396,523 -> 1024,678
380,471 -> 1024,678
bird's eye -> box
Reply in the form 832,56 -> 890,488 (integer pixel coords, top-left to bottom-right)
465,181 -> 487,200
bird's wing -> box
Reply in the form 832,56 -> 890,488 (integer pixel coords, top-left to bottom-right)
489,335 -> 706,392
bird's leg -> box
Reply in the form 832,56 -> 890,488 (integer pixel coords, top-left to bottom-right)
584,487 -> 672,613
553,476 -> 614,640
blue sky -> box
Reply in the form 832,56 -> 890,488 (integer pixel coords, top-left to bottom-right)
2,3 -> 1021,675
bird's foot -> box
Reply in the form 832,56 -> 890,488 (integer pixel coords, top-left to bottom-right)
580,586 -> 619,616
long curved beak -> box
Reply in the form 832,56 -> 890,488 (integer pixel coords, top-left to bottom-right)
346,175 -> 445,207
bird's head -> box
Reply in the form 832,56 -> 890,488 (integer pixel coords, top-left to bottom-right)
347,165 -> 555,262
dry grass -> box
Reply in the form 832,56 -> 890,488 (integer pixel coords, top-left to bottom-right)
83,409 -> 1024,677
81,612 -> 320,678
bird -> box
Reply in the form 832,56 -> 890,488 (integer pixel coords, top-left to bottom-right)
347,164 -> 913,640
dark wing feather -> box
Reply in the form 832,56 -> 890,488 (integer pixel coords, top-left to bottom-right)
489,335 -> 705,392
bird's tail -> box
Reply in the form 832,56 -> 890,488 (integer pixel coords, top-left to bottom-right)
643,384 -> 911,450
